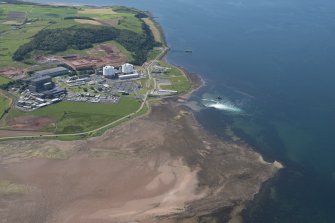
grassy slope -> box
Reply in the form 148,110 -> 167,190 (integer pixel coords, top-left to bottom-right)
142,18 -> 162,43
110,40 -> 135,61
0,94 -> 10,119
0,76 -> 11,85
147,49 -> 161,61
8,96 -> 140,133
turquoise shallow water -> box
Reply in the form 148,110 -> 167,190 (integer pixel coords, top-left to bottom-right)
32,0 -> 335,221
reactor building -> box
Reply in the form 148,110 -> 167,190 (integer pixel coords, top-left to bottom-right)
103,65 -> 118,78
121,63 -> 134,74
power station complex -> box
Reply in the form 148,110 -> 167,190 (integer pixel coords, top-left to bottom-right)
15,63 -> 141,111
102,63 -> 139,80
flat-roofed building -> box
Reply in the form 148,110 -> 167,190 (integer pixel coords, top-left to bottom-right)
29,76 -> 53,93
28,75 -> 66,99
119,73 -> 139,80
34,67 -> 70,77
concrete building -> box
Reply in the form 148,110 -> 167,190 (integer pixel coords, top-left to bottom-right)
121,63 -> 134,74
28,75 -> 66,99
103,65 -> 117,77
34,67 -> 70,77
29,76 -> 54,93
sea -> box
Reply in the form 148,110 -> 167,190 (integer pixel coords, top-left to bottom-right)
31,0 -> 335,222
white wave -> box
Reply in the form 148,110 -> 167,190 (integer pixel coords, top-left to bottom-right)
202,98 -> 242,113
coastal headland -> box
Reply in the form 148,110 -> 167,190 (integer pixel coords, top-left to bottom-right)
0,1 -> 282,222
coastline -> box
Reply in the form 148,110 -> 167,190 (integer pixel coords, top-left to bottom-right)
1,1 -> 282,222
0,94 -> 281,223
162,51 -> 206,100
12,1 -> 335,223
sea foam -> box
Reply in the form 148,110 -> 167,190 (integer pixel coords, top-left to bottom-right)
202,99 -> 242,113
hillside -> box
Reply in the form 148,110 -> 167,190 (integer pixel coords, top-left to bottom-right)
0,2 -> 160,70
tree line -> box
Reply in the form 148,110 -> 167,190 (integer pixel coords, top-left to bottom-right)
13,23 -> 160,65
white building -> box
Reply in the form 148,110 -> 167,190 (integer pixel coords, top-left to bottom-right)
103,66 -> 116,77
119,73 -> 139,80
121,63 -> 134,74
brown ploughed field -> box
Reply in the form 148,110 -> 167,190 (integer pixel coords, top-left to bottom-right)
0,68 -> 25,80
6,116 -> 54,131
60,43 -> 128,70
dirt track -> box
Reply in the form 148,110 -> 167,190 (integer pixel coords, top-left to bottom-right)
0,99 -> 281,223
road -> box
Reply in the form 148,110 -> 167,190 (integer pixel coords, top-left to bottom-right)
0,47 -> 169,142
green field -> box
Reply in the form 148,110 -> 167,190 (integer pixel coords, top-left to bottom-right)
158,61 -> 191,93
7,97 -> 141,134
147,49 -> 162,60
0,3 -> 145,68
0,94 -> 10,119
0,76 -> 11,85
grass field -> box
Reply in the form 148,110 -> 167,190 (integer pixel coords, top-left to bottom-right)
147,49 -> 162,61
0,76 -> 10,85
0,3 -> 145,68
78,8 -> 117,15
158,61 -> 191,93
74,19 -> 102,26
7,97 -> 141,134
78,7 -> 143,33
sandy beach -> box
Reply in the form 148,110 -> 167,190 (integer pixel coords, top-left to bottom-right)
0,95 -> 281,222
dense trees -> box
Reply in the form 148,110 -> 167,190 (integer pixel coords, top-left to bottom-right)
13,24 -> 160,65
115,23 -> 159,64
13,26 -> 118,60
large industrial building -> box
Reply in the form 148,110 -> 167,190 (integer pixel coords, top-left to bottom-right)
103,63 -> 138,80
34,67 -> 70,78
28,75 -> 65,99
29,76 -> 54,93
103,65 -> 118,78
121,63 -> 134,74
